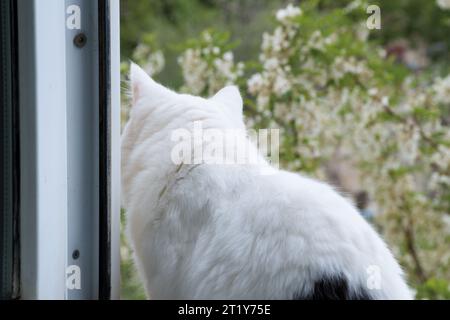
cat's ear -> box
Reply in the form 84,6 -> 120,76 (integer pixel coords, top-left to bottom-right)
129,63 -> 176,106
211,86 -> 243,119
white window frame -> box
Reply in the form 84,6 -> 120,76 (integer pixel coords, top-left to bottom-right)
17,0 -> 120,300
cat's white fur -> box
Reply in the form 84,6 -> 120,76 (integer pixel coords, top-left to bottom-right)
121,63 -> 413,299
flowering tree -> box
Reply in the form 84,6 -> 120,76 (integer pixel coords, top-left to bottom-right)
124,0 -> 450,298
178,30 -> 245,96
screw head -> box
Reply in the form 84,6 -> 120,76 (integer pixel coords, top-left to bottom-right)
72,249 -> 80,260
74,33 -> 87,48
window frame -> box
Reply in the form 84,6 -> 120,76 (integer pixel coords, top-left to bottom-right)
16,0 -> 120,300
0,0 -> 21,301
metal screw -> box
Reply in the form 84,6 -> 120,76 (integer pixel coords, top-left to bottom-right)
72,249 -> 80,260
73,33 -> 87,48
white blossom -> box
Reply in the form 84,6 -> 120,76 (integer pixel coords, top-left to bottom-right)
437,0 -> 450,10
276,4 -> 302,23
178,43 -> 242,96
144,51 -> 165,76
433,75 -> 450,104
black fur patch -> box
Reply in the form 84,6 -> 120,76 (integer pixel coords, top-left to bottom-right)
294,275 -> 373,300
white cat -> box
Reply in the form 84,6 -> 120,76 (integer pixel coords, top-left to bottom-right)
121,63 -> 413,300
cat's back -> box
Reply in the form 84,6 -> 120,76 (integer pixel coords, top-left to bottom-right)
168,166 -> 412,299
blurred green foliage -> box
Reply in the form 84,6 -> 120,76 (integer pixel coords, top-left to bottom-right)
121,0 -> 450,87
416,278 -> 450,300
121,0 -> 288,87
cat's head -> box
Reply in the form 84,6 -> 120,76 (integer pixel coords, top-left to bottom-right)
121,63 -> 250,208
126,63 -> 245,131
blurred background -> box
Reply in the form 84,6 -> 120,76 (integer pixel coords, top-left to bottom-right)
120,0 -> 450,299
